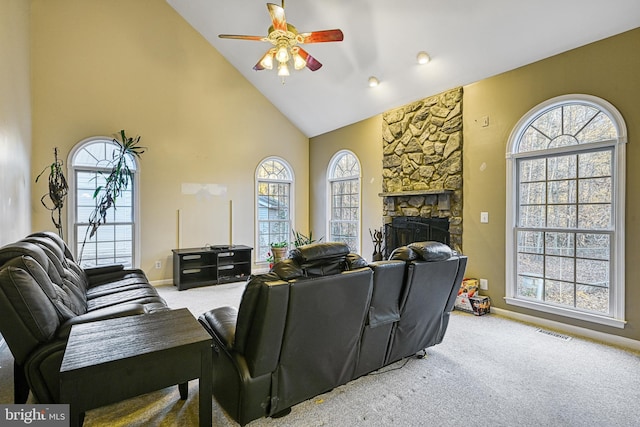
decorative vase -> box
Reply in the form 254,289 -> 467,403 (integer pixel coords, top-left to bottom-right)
271,246 -> 288,263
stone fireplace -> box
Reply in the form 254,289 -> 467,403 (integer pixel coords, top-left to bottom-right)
380,87 -> 463,255
383,217 -> 450,259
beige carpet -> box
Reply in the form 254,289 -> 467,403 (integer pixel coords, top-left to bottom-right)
2,281 -> 640,426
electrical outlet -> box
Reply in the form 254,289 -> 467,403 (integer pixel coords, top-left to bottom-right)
155,260 -> 162,269
479,278 -> 488,290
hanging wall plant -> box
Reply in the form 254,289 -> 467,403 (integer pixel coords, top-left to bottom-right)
35,147 -> 69,238
78,130 -> 145,261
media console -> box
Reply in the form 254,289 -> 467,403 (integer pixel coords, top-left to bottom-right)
172,245 -> 252,290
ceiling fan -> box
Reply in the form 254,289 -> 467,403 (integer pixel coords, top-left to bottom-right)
218,1 -> 344,77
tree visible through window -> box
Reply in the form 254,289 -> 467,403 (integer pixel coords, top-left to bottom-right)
256,158 -> 293,262
328,151 -> 360,253
506,95 -> 627,327
69,138 -> 138,268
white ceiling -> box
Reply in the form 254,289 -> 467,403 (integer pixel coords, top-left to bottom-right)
166,0 -> 640,138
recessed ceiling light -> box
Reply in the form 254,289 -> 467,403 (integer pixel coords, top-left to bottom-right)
416,51 -> 430,65
368,76 -> 380,87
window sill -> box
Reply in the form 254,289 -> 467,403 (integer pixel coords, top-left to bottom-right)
504,297 -> 626,329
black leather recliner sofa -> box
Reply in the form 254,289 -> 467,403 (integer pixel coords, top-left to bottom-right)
0,231 -> 168,404
199,240 -> 467,425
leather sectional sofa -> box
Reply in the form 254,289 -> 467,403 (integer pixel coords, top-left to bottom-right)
0,231 -> 168,404
199,240 -> 467,425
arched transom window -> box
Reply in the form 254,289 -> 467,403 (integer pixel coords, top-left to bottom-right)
505,95 -> 627,328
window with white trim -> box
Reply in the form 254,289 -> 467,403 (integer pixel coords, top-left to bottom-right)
256,157 -> 293,262
68,137 -> 139,268
505,95 -> 627,328
328,150 -> 360,253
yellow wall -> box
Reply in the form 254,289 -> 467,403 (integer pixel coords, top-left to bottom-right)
29,0 -> 309,280
309,115 -> 383,259
463,27 -> 640,340
0,0 -> 31,245
310,27 -> 640,341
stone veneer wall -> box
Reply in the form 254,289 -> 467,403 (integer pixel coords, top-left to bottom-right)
381,87 -> 463,251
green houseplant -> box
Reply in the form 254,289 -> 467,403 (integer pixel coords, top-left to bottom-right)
292,230 -> 322,247
35,147 -> 69,238
78,130 -> 145,262
270,240 -> 289,263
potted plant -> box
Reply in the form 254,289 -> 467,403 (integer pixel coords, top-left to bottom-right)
270,240 -> 289,263
35,147 -> 68,238
265,252 -> 274,269
292,230 -> 322,248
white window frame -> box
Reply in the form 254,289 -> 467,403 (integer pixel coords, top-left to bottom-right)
255,156 -> 294,264
505,94 -> 627,328
327,150 -> 361,253
67,136 -> 141,268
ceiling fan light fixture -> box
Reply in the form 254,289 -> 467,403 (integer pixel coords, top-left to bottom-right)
278,62 -> 290,77
276,45 -> 290,63
260,51 -> 275,70
417,51 -> 430,65
368,76 -> 380,87
293,51 -> 307,70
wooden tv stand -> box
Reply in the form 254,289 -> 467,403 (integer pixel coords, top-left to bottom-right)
172,245 -> 252,290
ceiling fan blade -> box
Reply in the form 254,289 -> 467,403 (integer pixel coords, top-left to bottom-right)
298,29 -> 344,44
219,34 -> 267,41
296,47 -> 323,71
267,3 -> 287,32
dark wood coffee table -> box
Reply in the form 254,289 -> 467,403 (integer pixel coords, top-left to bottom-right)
60,308 -> 212,426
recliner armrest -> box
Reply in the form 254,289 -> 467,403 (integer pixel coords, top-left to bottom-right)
56,303 -> 146,338
199,306 -> 238,349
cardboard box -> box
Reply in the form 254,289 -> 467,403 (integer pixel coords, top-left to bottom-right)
454,278 -> 479,312
454,294 -> 473,312
469,295 -> 491,316
455,278 -> 490,315
455,295 -> 491,315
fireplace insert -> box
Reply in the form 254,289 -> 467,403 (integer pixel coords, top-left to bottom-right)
384,217 -> 450,259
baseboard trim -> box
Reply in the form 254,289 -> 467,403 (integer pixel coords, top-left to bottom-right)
150,279 -> 174,287
491,307 -> 640,352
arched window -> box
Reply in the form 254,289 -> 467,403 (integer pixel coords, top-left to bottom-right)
68,137 -> 139,268
256,157 -> 294,263
505,95 -> 627,328
327,150 -> 361,253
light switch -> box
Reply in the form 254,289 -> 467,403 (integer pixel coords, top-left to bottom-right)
480,212 -> 489,223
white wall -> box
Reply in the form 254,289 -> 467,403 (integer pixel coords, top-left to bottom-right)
0,0 -> 31,245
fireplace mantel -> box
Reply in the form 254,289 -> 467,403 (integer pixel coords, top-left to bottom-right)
378,189 -> 453,197
379,189 -> 452,211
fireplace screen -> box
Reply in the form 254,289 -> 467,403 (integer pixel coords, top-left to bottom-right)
384,217 -> 450,259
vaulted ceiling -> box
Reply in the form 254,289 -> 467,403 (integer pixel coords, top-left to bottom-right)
167,0 -> 640,137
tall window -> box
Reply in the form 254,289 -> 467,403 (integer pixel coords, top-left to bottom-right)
328,151 -> 360,253
506,95 -> 627,328
256,157 -> 293,263
68,137 -> 139,268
